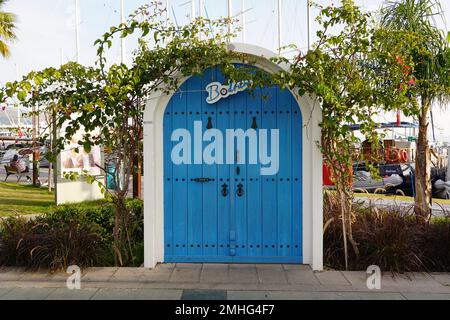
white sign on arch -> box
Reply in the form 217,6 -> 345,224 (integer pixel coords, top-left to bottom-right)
205,80 -> 250,104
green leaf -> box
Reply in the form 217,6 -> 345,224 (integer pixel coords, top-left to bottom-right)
83,143 -> 92,154
34,75 -> 43,85
17,90 -> 27,102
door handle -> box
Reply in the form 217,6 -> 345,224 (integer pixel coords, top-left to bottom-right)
237,183 -> 245,197
221,184 -> 229,197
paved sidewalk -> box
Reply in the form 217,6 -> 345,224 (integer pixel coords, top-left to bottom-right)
1,264 -> 450,300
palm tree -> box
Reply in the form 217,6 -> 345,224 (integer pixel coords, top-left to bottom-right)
0,0 -> 16,58
380,0 -> 450,219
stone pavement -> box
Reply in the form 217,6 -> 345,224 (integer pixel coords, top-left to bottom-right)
1,264 -> 450,300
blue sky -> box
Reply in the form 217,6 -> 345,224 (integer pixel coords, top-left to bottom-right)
1,0 -> 450,141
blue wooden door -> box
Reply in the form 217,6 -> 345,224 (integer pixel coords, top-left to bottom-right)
163,67 -> 302,263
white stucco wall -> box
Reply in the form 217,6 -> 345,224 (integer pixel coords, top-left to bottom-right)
55,180 -> 104,205
143,43 -> 323,271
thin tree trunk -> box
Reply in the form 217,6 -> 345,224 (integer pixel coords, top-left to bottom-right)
339,188 -> 349,270
414,97 -> 432,220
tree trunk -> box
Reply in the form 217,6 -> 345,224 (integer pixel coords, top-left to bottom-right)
414,97 -> 432,220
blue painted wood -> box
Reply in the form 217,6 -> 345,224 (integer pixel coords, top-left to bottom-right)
171,83 -> 188,256
201,68 -> 219,257
186,74 -> 203,257
215,70 -> 232,258
277,89 -> 293,258
165,255 -> 303,264
261,87 -> 278,258
247,87 -> 262,257
163,99 -> 173,257
291,95 -> 303,258
163,66 -> 303,264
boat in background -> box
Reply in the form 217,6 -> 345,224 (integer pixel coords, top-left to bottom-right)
324,121 -> 450,199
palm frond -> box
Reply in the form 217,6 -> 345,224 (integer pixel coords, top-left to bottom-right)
380,0 -> 450,104
0,0 -> 16,58
0,40 -> 10,57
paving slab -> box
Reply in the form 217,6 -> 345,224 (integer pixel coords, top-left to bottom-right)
45,288 -> 99,300
228,269 -> 259,284
175,263 -> 203,269
20,270 -> 55,282
134,289 -> 182,300
227,291 -> 271,300
430,273 -> 450,286
170,268 -> 201,283
269,291 -> 405,300
256,264 -> 284,271
229,290 -> 404,300
141,268 -> 173,282
81,267 -> 118,282
401,292 -> 450,300
257,269 -> 288,285
285,270 -> 321,286
0,288 -> 13,298
380,273 -> 414,289
283,265 -> 313,271
200,269 -> 229,283
110,268 -> 145,282
155,263 -> 176,270
341,271 -> 368,289
49,271 -> 73,282
0,281 -> 65,289
378,273 -> 445,291
401,273 -> 443,288
1,288 -> 56,300
181,289 -> 227,300
0,268 -> 26,281
92,288 -> 181,300
6,266 -> 450,299
91,288 -> 142,300
314,271 -> 351,286
229,264 -> 257,270
202,264 -> 229,270
81,281 -> 145,290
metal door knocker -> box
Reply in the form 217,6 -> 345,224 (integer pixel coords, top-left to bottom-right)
221,184 -> 229,197
237,183 -> 245,197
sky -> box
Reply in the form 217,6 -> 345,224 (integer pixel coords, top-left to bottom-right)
1,0 -> 450,142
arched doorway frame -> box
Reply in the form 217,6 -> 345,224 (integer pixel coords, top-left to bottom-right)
143,43 -> 323,270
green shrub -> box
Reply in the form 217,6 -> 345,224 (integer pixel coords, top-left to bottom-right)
0,216 -> 104,270
0,199 -> 144,270
324,192 -> 450,272
41,202 -> 115,243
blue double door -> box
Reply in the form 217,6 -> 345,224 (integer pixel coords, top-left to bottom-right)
163,67 -> 303,264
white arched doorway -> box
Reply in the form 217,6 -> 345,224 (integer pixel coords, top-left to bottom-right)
143,43 -> 323,270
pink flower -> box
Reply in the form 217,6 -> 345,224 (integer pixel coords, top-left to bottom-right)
408,78 -> 415,86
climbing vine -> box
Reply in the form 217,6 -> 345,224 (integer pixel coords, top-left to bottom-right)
1,2 -> 242,266
272,0 -> 413,269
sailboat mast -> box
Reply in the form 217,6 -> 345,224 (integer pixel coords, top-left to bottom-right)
242,0 -> 246,42
120,0 -> 125,64
166,0 -> 170,26
277,0 -> 282,52
227,0 -> 232,34
191,0 -> 196,22
199,0 -> 204,18
75,0 -> 80,63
